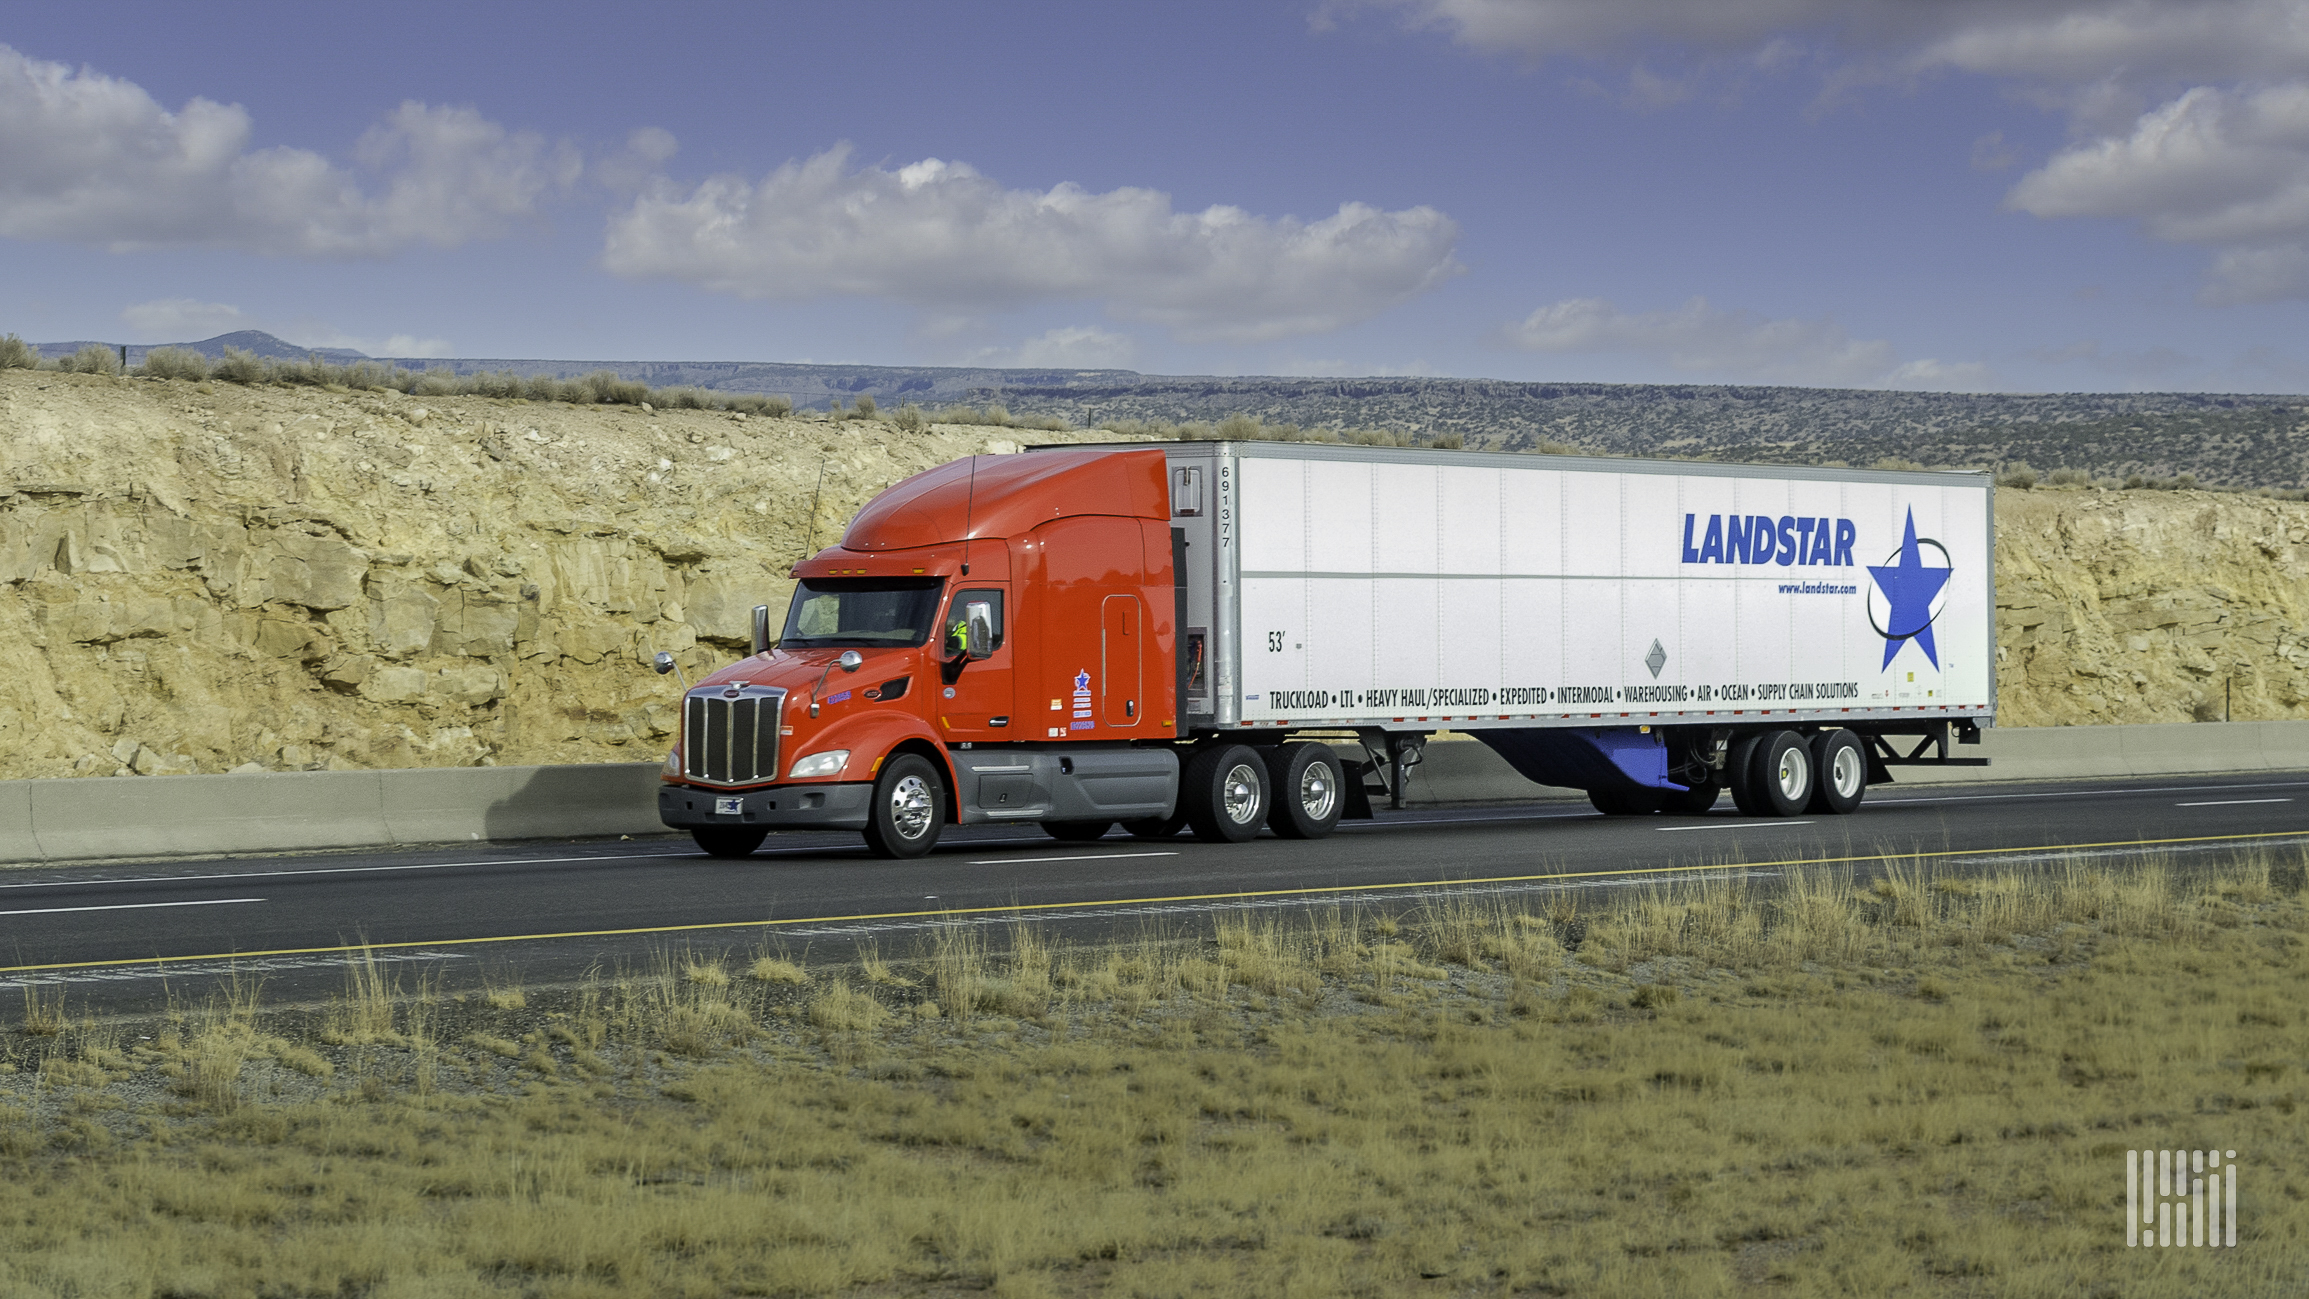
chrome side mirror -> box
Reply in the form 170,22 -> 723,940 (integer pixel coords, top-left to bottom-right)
652,651 -> 676,675
750,604 -> 771,656
965,602 -> 994,661
838,650 -> 863,673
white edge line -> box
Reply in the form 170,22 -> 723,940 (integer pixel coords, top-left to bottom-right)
2175,799 -> 2292,807
1657,821 -> 1814,832
966,851 -> 1182,866
0,898 -> 265,917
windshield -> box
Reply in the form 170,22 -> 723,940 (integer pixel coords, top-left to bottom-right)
780,577 -> 945,649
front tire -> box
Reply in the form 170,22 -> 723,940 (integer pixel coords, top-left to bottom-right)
1807,729 -> 1867,815
1264,742 -> 1344,839
1041,820 -> 1114,842
692,826 -> 767,858
861,754 -> 946,859
1181,744 -> 1268,843
1754,730 -> 1812,817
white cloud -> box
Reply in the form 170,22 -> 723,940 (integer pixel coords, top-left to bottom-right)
600,144 -> 1462,342
0,44 -> 577,257
2007,82 -> 2309,302
1503,295 -> 1993,388
120,297 -> 246,337
1351,1 -> 2309,110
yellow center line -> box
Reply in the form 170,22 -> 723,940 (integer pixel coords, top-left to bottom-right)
2,826 -> 2300,976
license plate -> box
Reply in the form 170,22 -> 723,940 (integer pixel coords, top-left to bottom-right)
715,797 -> 744,816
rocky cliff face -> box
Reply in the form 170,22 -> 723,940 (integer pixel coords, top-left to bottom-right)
2,370 -> 2303,779
0,370 -> 1082,777
1994,488 -> 2309,727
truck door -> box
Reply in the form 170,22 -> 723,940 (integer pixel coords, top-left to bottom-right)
1102,594 -> 1142,728
940,586 -> 1014,740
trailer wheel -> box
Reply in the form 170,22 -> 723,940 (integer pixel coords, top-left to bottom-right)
1121,812 -> 1188,839
1807,730 -> 1867,815
1264,743 -> 1344,839
1754,731 -> 1813,817
1182,744 -> 1268,843
1587,788 -> 1662,815
1663,782 -> 1720,815
861,754 -> 946,859
1041,820 -> 1114,842
1726,734 -> 1768,816
692,827 -> 767,858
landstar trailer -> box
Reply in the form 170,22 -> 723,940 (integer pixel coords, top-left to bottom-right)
656,442 -> 1993,858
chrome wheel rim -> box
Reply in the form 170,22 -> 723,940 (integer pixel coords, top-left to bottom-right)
1775,747 -> 1810,803
1831,745 -> 1864,799
888,774 -> 935,840
1298,761 -> 1337,821
1222,762 -> 1263,825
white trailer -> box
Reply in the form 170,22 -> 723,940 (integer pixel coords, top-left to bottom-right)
1141,440 -> 1993,819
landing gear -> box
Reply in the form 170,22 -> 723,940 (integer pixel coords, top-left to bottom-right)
1662,781 -> 1720,815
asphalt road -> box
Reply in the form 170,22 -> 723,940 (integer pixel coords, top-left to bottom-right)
6,771 -> 2308,1013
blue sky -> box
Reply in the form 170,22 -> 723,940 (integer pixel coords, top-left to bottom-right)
3,1 -> 2305,391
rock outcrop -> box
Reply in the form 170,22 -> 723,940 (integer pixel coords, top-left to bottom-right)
3,369 -> 2305,778
0,370 -> 1065,777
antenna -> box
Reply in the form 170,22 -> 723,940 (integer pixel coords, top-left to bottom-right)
960,454 -> 979,576
798,456 -> 826,569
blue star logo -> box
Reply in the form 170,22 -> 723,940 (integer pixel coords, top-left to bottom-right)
1073,669 -> 1092,694
1867,508 -> 1953,670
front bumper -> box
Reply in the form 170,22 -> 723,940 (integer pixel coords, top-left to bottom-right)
658,781 -> 874,832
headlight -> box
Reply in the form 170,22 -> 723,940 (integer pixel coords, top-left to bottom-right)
662,747 -> 680,776
787,749 -> 850,779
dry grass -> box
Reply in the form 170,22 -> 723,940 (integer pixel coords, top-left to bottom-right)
0,854 -> 2302,1296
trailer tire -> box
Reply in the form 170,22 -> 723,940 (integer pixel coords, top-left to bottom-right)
1807,730 -> 1867,815
691,827 -> 767,858
1182,744 -> 1268,843
1726,734 -> 1769,816
1587,788 -> 1662,815
861,754 -> 946,859
1663,782 -> 1720,815
1121,812 -> 1188,840
1754,731 -> 1813,817
1264,743 -> 1344,839
1042,820 -> 1114,842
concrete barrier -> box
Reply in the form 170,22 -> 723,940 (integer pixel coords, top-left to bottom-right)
0,719 -> 2304,865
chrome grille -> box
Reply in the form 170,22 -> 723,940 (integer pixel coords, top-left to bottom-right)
682,687 -> 785,786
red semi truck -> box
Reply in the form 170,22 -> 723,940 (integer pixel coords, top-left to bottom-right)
656,442 -> 1993,858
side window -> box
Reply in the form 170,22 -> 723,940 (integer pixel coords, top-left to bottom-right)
948,588 -> 1006,651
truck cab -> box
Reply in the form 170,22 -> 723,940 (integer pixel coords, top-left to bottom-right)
657,447 -> 1209,858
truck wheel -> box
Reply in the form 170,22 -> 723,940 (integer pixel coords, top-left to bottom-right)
1807,730 -> 1867,815
1726,734 -> 1768,816
861,754 -> 946,859
1264,743 -> 1344,839
692,826 -> 767,858
1754,731 -> 1812,817
1121,812 -> 1187,840
1587,788 -> 1662,815
1181,744 -> 1268,843
1042,820 -> 1114,842
1663,782 -> 1720,815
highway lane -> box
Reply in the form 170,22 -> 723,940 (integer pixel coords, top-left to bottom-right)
5,771 -> 2308,1012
